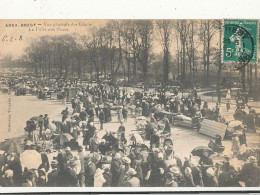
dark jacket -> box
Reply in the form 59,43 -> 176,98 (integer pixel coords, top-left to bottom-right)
85,162 -> 96,187
47,169 -> 58,186
56,167 -> 78,187
240,162 -> 260,187
110,159 -> 122,187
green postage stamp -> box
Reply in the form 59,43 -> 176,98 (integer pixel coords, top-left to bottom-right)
223,19 -> 258,64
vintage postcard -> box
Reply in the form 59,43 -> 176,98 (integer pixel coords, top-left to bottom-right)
0,19 -> 259,192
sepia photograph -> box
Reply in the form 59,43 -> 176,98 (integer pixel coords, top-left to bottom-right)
0,18 -> 259,191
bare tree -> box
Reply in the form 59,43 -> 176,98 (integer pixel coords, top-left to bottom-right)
135,20 -> 154,82
155,20 -> 173,84
176,20 -> 189,86
199,20 -> 219,85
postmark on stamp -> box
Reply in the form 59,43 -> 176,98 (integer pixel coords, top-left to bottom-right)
223,19 -> 258,69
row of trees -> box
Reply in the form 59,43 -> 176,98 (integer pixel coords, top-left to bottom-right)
4,20 -> 258,91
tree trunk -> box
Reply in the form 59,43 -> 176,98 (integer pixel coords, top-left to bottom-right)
133,53 -> 137,80
182,39 -> 186,86
127,57 -> 130,82
206,41 -> 210,85
163,49 -> 169,84
217,25 -> 222,103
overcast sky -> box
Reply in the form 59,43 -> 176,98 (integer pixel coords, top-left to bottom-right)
0,19 -> 221,60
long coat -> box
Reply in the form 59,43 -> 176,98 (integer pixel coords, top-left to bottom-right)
85,162 -> 96,187
110,159 -> 122,187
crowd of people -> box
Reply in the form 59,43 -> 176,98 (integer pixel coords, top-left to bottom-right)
0,77 -> 259,188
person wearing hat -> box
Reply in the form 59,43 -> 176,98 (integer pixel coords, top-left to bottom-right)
55,152 -> 78,187
128,146 -> 143,185
102,164 -> 112,187
38,115 -> 44,139
118,122 -> 127,144
64,147 -> 73,162
84,153 -> 96,187
122,168 -> 140,187
2,169 -> 14,187
43,114 -> 49,130
231,134 -> 240,158
98,108 -> 105,130
162,116 -> 171,136
148,151 -> 166,187
22,170 -> 36,187
110,153 -> 123,187
198,149 -> 214,186
61,107 -> 69,122
38,152 -> 50,173
118,156 -> 131,187
117,107 -> 123,123
139,144 -> 151,187
99,139 -> 107,155
37,168 -> 47,186
218,156 -> 239,187
47,160 -> 58,187
6,153 -> 22,186
165,172 -> 178,187
122,106 -> 128,122
142,100 -> 150,117
83,122 -> 96,149
150,128 -> 160,149
167,165 -> 186,187
79,107 -> 87,121
87,106 -> 95,124
239,156 -> 260,187
164,146 -> 182,170
102,129 -> 119,152
226,100 -> 231,112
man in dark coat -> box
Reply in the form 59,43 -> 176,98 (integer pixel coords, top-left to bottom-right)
240,156 -> 260,187
84,154 -> 96,187
56,153 -> 78,187
38,115 -> 44,139
102,130 -> 119,151
110,153 -> 122,187
98,109 -> 105,130
150,128 -> 160,149
61,107 -> 69,122
83,122 -> 96,147
47,160 -> 58,186
148,152 -> 166,187
87,107 -> 95,124
218,161 -> 239,187
79,109 -> 87,121
43,114 -> 49,130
